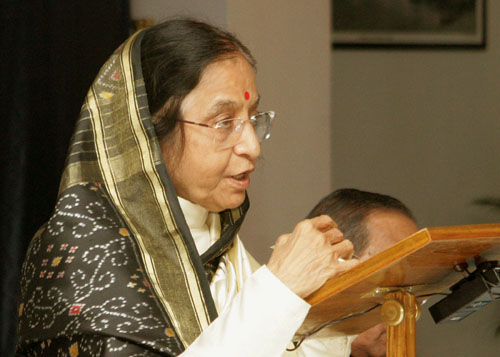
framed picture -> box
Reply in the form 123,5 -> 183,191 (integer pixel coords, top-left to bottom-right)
332,0 -> 486,48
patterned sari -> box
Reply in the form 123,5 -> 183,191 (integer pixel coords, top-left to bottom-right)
17,29 -> 249,356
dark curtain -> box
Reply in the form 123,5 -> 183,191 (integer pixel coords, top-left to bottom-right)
0,1 -> 130,355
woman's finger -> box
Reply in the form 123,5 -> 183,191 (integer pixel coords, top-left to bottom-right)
334,257 -> 360,274
309,215 -> 338,232
331,238 -> 355,260
322,227 -> 344,245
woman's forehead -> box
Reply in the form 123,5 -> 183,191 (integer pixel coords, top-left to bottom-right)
206,95 -> 260,115
181,56 -> 258,117
199,55 -> 256,89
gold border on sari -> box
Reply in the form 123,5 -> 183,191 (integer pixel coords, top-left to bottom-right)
66,31 -> 214,346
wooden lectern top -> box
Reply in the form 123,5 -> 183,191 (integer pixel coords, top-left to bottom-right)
299,223 -> 500,337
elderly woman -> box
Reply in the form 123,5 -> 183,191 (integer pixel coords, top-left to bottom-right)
17,19 -> 357,356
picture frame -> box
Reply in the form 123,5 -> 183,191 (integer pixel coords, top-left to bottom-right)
332,0 -> 486,49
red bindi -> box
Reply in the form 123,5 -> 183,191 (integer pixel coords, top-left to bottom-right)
244,91 -> 250,100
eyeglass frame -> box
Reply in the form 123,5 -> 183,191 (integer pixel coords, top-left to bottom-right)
176,110 -> 275,149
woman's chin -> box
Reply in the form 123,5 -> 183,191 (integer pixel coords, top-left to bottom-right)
213,194 -> 246,212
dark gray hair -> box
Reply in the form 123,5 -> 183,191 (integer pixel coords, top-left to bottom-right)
306,188 -> 415,255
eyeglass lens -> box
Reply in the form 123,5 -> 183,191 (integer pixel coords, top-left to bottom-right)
215,112 -> 274,149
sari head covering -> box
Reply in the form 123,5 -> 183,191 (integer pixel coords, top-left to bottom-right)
17,23 -> 249,356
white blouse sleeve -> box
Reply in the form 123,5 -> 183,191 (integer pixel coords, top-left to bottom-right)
180,265 -> 311,357
295,335 -> 355,357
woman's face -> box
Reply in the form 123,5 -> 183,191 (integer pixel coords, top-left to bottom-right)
161,55 -> 261,212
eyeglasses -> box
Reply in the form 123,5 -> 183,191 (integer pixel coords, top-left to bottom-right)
177,111 -> 275,150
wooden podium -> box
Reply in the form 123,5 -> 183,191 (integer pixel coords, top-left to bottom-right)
300,223 -> 500,357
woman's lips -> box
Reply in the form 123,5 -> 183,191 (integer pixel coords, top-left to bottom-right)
232,172 -> 246,180
229,171 -> 251,189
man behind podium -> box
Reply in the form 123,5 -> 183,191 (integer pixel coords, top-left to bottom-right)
307,188 -> 418,357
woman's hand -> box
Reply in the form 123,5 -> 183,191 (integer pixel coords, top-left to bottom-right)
267,215 -> 359,298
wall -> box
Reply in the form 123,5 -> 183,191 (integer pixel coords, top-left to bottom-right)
331,1 -> 500,356
331,4 -> 500,228
130,0 -> 227,28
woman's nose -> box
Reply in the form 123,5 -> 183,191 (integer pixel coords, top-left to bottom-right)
233,121 -> 261,160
